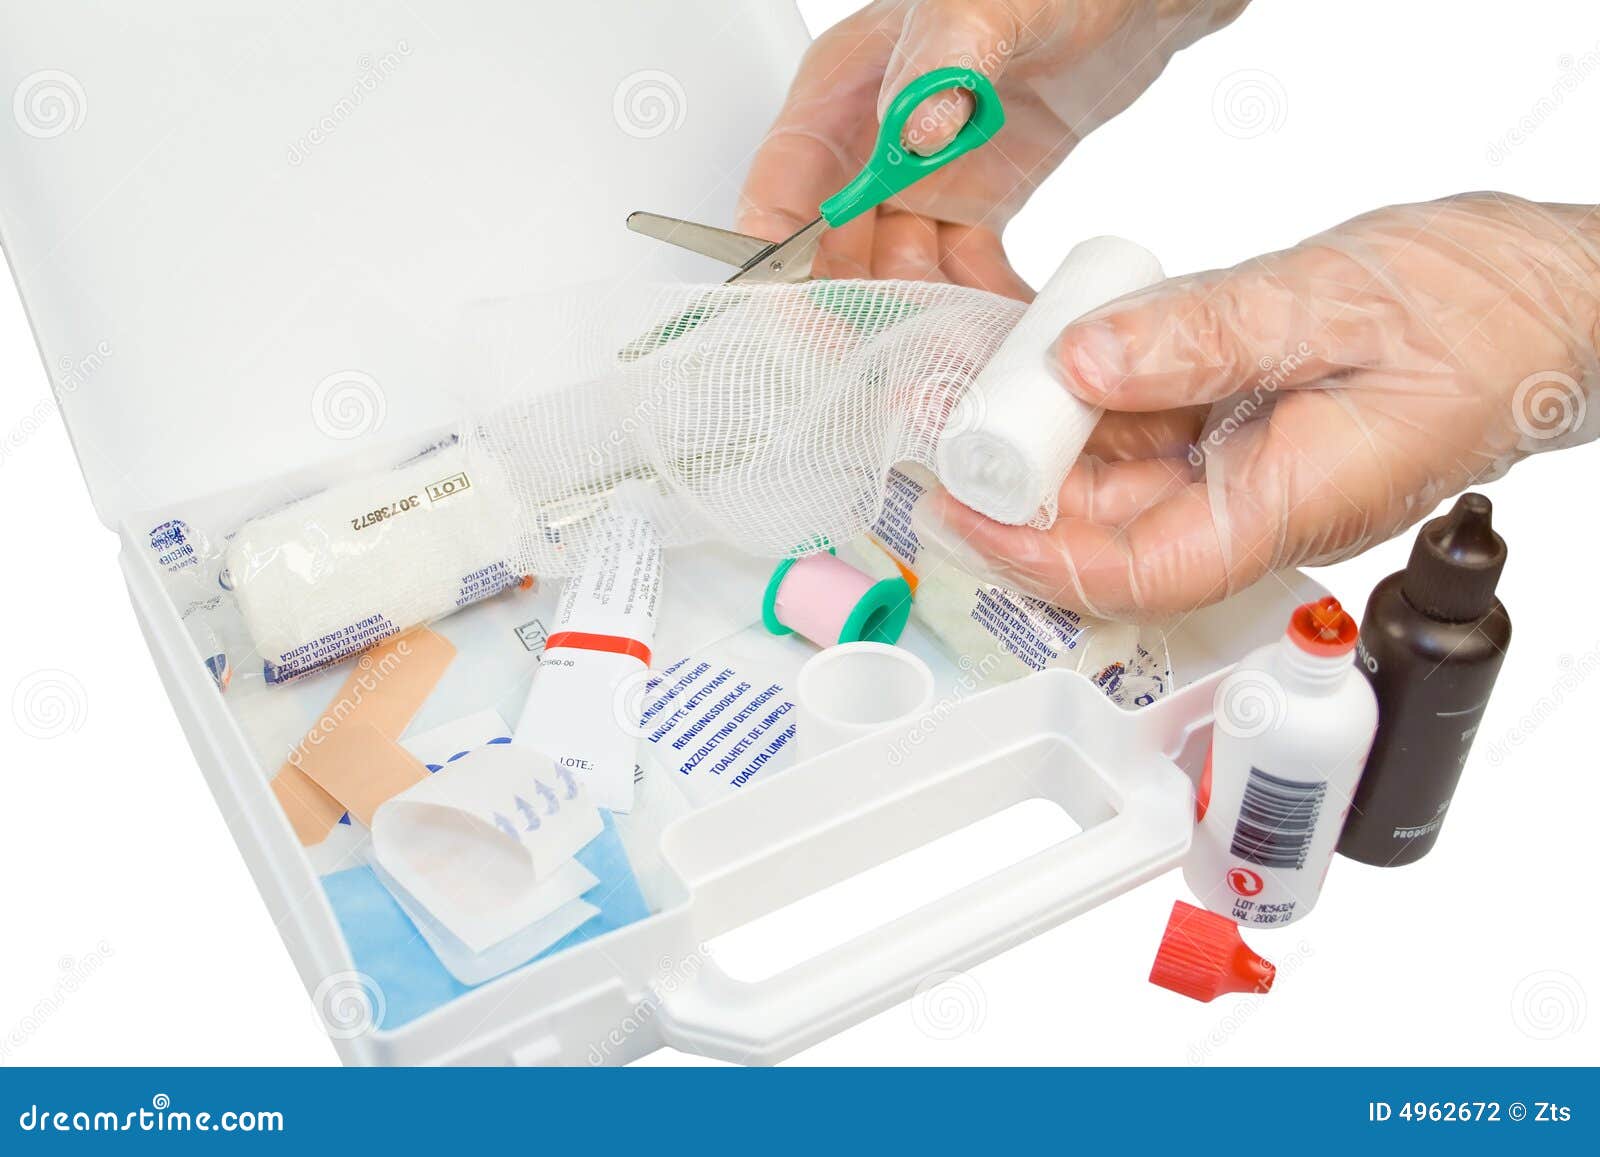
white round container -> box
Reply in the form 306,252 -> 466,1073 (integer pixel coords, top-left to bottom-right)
794,643 -> 936,763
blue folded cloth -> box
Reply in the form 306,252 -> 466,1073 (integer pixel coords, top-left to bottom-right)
322,811 -> 649,1029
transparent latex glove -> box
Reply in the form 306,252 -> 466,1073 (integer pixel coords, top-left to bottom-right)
914,194 -> 1600,620
737,0 -> 1248,298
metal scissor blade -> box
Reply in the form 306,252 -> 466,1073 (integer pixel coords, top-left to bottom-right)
625,211 -> 774,269
726,216 -> 827,284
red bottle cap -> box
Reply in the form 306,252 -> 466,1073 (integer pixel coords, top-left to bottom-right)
1149,901 -> 1276,1002
1287,595 -> 1358,657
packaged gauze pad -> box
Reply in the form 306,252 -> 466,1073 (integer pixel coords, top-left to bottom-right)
848,465 -> 1170,707
223,441 -> 525,682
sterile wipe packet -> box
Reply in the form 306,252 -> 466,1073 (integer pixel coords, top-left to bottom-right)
371,859 -> 599,987
371,742 -> 603,952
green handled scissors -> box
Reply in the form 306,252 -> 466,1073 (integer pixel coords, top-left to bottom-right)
627,66 -> 1005,284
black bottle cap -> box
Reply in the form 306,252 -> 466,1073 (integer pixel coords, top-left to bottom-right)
1401,493 -> 1506,622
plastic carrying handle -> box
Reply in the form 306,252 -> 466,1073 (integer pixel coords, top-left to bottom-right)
819,67 -> 1005,227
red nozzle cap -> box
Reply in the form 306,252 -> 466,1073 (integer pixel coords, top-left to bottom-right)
1287,595 -> 1358,657
1149,901 -> 1276,1002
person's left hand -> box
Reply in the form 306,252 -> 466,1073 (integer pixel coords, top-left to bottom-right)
737,0 -> 1248,299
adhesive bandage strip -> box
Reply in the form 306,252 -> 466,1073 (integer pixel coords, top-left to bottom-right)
224,441 -> 524,683
269,628 -> 457,844
292,720 -> 428,828
514,512 -> 661,813
935,237 -> 1165,526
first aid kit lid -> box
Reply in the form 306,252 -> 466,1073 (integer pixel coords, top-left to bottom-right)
0,2 -> 806,527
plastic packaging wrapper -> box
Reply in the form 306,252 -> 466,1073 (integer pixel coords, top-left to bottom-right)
222,440 -> 525,683
848,465 -> 1171,707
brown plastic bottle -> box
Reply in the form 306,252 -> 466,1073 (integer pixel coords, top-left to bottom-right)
1337,494 -> 1511,866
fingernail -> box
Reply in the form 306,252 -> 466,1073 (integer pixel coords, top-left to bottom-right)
1057,323 -> 1126,397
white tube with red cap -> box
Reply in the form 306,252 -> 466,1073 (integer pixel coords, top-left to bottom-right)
1183,597 -> 1378,928
514,512 -> 661,813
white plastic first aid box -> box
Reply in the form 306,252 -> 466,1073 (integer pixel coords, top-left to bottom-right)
1,2 -> 1322,1064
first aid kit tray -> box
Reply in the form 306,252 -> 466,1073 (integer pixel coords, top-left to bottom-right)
1,2 -> 1322,1065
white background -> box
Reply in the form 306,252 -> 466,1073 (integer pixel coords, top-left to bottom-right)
1,0 -> 1595,1065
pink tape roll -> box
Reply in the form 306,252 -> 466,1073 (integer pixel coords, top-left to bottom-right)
763,551 -> 913,648
776,553 -> 875,646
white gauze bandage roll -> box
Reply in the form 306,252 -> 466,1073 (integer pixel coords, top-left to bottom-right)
224,442 -> 523,682
935,236 -> 1165,526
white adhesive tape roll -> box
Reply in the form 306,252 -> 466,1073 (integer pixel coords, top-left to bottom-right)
935,236 -> 1165,526
794,642 -> 936,764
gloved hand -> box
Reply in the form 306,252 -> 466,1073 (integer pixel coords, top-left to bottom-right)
737,0 -> 1248,297
913,194 -> 1600,619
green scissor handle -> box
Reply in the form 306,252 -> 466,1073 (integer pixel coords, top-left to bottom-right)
818,66 -> 1004,228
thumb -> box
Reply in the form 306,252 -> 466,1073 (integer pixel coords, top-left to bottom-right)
1050,241 -> 1387,412
879,0 -> 1052,154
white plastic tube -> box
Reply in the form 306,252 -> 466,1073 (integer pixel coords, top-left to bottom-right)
935,236 -> 1165,526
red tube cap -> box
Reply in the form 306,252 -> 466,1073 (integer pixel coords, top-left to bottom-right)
1287,595 -> 1358,657
1149,901 -> 1275,1002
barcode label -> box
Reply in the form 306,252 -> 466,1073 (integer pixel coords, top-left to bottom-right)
1229,767 -> 1327,869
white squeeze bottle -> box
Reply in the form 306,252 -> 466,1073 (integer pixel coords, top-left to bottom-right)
1184,597 -> 1377,928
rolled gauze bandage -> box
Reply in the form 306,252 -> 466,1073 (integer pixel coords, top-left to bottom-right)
224,442 -> 524,683
935,236 -> 1165,526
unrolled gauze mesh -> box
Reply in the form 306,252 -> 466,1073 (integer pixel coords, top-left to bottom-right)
466,280 -> 1028,576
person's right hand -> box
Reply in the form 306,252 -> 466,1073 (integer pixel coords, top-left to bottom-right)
738,0 -> 1250,298
912,194 -> 1600,620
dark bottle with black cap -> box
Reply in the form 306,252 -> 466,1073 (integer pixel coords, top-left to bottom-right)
1338,493 -> 1511,866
